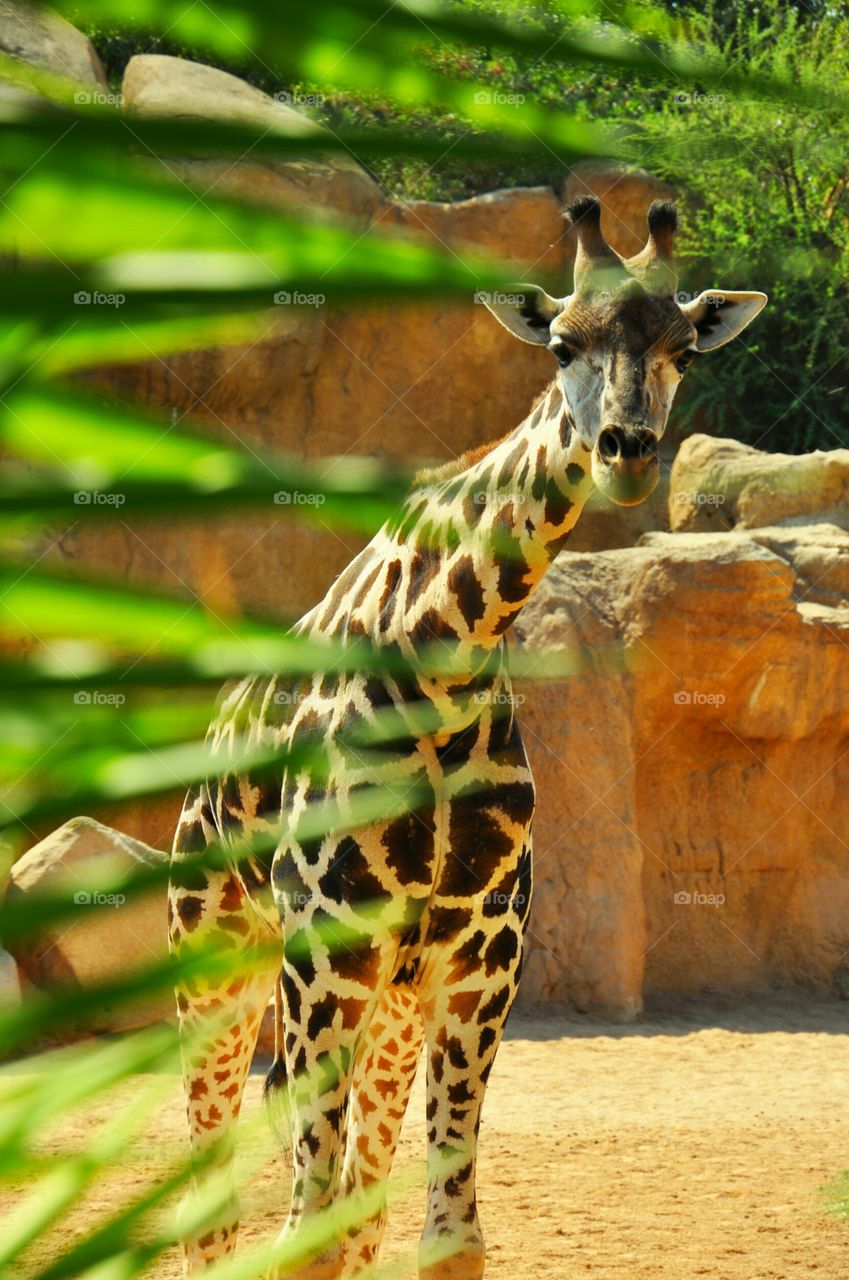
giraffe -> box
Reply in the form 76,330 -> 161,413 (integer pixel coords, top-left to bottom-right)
168,196 -> 766,1279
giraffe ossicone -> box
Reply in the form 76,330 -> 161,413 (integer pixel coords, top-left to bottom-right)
168,196 -> 766,1278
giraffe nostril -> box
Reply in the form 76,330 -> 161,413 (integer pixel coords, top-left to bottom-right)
599,426 -> 657,464
636,429 -> 658,459
598,426 -> 624,462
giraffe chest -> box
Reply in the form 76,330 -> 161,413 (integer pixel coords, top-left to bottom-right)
261,667 -> 534,928
206,666 -> 537,957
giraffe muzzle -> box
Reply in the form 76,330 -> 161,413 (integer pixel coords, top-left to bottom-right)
592,425 -> 659,507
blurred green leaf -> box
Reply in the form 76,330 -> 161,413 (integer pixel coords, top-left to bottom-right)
0,384 -> 410,528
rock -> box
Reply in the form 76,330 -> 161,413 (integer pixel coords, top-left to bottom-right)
0,948 -> 20,1010
4,816 -> 171,1036
122,54 -> 322,132
121,55 -> 387,224
514,525 -> 849,1018
388,185 -> 569,278
0,1 -> 107,89
669,433 -> 849,533
256,999 -> 276,1056
3,813 -> 284,1055
743,524 -> 849,615
3,814 -> 284,1055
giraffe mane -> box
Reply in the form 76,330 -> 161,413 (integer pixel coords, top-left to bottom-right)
412,386 -> 552,489
412,431 -> 513,488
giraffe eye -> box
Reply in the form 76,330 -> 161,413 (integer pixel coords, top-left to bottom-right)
675,350 -> 695,374
551,342 -> 574,368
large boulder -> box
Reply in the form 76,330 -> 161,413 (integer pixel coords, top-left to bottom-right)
4,808 -> 280,1049
4,816 -> 171,1036
669,433 -> 849,533
514,524 -> 849,1019
122,54 -> 386,224
3,814 -> 279,1052
388,184 -> 567,275
0,1 -> 107,89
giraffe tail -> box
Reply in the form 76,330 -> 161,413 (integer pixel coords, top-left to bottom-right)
262,972 -> 291,1150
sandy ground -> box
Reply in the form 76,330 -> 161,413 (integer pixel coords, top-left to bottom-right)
6,993 -> 849,1278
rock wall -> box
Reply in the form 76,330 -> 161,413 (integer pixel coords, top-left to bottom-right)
515,525 -> 849,1017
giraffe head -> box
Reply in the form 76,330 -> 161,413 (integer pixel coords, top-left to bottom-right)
484,196 -> 767,506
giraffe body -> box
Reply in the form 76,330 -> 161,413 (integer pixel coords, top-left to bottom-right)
168,197 -> 767,1278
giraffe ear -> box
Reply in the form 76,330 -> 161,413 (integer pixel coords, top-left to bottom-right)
679,290 -> 768,351
478,284 -> 564,346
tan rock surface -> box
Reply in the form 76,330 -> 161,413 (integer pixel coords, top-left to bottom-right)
387,184 -> 568,276
122,54 -> 322,132
121,54 -> 386,224
0,0 -> 107,89
515,525 -> 849,1017
3,811 -> 283,1049
669,432 -> 849,532
5,816 -> 170,1036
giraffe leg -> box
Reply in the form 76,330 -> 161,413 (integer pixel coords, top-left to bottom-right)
169,858 -> 278,1272
269,937 -> 403,1280
340,983 -> 424,1274
415,912 -> 524,1280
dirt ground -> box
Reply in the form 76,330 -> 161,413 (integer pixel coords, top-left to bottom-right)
8,993 -> 849,1278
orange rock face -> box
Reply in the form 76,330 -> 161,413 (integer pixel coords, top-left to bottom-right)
515,526 -> 849,1018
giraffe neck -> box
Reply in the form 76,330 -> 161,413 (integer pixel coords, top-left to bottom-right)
335,380 -> 595,676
